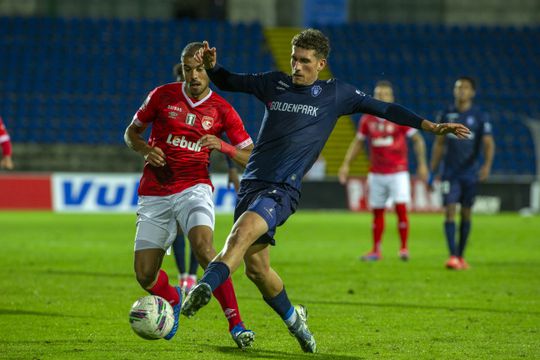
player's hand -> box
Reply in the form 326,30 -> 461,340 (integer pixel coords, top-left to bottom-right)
199,134 -> 222,151
142,146 -> 166,167
416,163 -> 429,183
195,41 -> 217,70
0,155 -> 14,170
228,167 -> 240,192
478,165 -> 491,182
423,121 -> 470,139
338,164 -> 350,185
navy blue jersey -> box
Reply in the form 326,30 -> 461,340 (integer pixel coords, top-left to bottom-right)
208,64 -> 425,190
437,105 -> 492,179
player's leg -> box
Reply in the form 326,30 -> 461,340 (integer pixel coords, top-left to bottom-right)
363,173 -> 386,260
185,247 -> 199,293
457,178 -> 476,269
442,179 -> 461,269
244,244 -> 316,353
133,197 -> 182,339
171,233 -> 187,287
392,172 -> 411,260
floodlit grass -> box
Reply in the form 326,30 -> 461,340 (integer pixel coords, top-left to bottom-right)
0,211 -> 538,359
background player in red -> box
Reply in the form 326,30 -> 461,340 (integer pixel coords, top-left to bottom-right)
170,62 -> 241,294
338,81 -> 428,261
0,116 -> 14,170
124,42 -> 255,347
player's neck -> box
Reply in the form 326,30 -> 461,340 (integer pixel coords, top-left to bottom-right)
185,89 -> 210,101
455,100 -> 472,113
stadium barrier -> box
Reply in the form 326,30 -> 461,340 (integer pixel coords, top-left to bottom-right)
0,173 -> 534,213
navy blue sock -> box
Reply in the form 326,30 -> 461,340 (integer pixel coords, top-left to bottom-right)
199,262 -> 230,291
188,249 -> 199,275
264,287 -> 294,320
172,235 -> 186,274
444,221 -> 457,256
458,220 -> 471,257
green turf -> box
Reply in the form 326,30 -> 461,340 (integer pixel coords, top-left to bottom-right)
0,211 -> 538,359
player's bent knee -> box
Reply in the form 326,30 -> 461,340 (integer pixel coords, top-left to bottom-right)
244,264 -> 270,284
135,269 -> 158,289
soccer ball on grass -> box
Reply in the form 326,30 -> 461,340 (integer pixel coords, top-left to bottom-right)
129,295 -> 175,340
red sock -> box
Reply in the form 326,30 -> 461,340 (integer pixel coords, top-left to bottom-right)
395,203 -> 409,250
148,270 -> 180,306
372,208 -> 385,253
213,277 -> 243,331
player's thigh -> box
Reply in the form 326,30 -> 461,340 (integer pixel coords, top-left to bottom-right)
134,195 -> 177,252
460,177 -> 478,208
368,173 -> 390,208
174,184 -> 215,239
442,178 -> 462,206
389,171 -> 411,204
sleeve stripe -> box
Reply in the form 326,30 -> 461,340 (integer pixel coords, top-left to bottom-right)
0,134 -> 10,143
132,116 -> 145,127
235,137 -> 253,149
406,128 -> 418,137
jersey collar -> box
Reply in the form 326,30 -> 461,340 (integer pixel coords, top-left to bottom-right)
181,82 -> 213,108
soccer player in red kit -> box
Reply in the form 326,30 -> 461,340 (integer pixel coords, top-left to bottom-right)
124,42 -> 255,347
339,81 -> 428,261
0,116 -> 14,170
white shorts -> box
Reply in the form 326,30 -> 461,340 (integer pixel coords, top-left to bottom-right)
367,171 -> 411,209
134,184 -> 215,251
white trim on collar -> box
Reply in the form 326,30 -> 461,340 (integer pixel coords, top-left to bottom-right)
182,82 -> 213,108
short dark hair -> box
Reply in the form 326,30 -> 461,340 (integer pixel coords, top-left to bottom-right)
291,28 -> 330,59
457,76 -> 476,90
375,80 -> 393,89
181,42 -> 204,60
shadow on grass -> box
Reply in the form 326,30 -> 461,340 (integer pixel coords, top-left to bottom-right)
0,308 -> 86,318
209,345 -> 365,359
42,269 -> 132,279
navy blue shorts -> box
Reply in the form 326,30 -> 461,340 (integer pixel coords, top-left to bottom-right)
234,180 -> 300,245
441,176 -> 478,207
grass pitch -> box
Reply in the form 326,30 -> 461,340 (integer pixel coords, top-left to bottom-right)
0,211 -> 539,359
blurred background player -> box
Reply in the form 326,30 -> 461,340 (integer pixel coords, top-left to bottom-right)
170,63 -> 241,293
338,80 -> 428,261
0,116 -> 14,170
125,42 -> 255,347
430,76 -> 495,270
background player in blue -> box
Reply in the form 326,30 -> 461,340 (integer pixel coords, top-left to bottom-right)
170,63 -> 241,293
429,76 -> 495,270
181,29 -> 470,353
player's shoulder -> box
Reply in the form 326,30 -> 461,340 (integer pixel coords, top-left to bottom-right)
153,82 -> 181,93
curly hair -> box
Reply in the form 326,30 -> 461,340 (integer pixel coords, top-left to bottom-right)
291,28 -> 330,59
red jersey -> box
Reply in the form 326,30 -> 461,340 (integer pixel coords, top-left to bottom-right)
357,114 -> 417,174
133,82 -> 253,196
0,116 -> 12,156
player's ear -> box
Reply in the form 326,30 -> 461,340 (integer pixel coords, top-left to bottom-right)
317,58 -> 327,71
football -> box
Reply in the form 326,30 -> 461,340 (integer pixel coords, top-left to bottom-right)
129,295 -> 175,340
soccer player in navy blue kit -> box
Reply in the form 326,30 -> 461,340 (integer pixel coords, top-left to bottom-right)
181,29 -> 470,352
430,77 -> 495,270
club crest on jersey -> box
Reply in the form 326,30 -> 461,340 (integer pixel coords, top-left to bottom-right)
201,116 -> 214,130
311,85 -> 322,97
466,116 -> 475,126
185,113 -> 196,126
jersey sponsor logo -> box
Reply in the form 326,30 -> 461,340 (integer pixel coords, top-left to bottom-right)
166,134 -> 202,152
201,116 -> 214,130
311,85 -> 322,97
372,136 -> 394,147
168,111 -> 179,119
278,80 -> 290,88
268,101 -> 318,117
185,113 -> 196,126
167,105 -> 183,112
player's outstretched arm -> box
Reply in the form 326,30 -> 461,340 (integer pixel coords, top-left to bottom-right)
124,122 -> 166,167
421,120 -> 470,139
200,134 -> 253,167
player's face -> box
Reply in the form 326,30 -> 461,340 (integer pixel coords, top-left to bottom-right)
453,79 -> 475,103
290,46 -> 326,86
374,86 -> 394,103
182,56 -> 210,98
